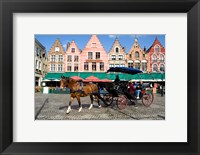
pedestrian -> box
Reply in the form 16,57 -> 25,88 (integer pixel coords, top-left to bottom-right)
160,84 -> 163,96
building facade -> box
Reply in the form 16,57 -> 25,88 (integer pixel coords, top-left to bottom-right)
47,39 -> 66,73
35,39 -> 47,86
108,37 -> 126,68
126,38 -> 149,72
146,37 -> 165,72
79,35 -> 109,72
66,40 -> 81,72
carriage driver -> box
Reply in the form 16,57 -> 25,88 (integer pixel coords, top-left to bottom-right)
114,75 -> 120,83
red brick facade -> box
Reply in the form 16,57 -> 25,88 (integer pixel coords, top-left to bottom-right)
146,37 -> 165,72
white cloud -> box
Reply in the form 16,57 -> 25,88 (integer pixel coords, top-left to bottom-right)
108,35 -> 117,38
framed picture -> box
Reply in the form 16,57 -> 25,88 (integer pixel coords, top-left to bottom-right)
0,0 -> 200,154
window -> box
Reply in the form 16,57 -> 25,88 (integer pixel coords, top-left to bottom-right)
58,64 -> 63,71
92,62 -> 96,71
160,64 -> 165,72
109,64 -> 114,68
92,43 -> 96,47
35,60 -> 38,69
36,48 -> 39,55
84,62 -> 88,71
58,55 -> 63,62
118,55 -> 123,60
135,63 -> 140,70
135,51 -> 139,58
115,64 -> 119,67
152,54 -> 157,62
100,62 -> 104,71
115,47 -> 119,53
67,65 -> 72,71
160,54 -> 165,62
55,47 -> 59,52
67,55 -> 72,62
111,55 -> 116,60
51,55 -> 56,62
74,56 -> 79,62
128,63 -> 133,68
88,52 -> 93,59
50,64 -> 55,71
153,64 -> 158,72
142,63 -> 147,71
129,54 -> 132,58
143,54 -> 145,58
38,61 -> 41,70
71,48 -> 75,53
154,45 -> 160,53
74,64 -> 78,71
96,52 -> 100,59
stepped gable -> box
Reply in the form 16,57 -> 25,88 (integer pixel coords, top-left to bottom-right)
108,37 -> 126,54
48,38 -> 65,54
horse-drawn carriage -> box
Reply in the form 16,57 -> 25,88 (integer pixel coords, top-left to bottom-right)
100,67 -> 154,109
60,67 -> 154,114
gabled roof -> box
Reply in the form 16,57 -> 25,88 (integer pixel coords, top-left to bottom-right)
108,37 -> 125,53
48,38 -> 65,53
66,40 -> 81,53
146,37 -> 165,53
82,34 -> 107,52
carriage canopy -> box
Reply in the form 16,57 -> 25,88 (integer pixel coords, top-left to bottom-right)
107,67 -> 143,75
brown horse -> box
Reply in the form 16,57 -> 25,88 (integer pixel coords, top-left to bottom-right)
60,76 -> 101,114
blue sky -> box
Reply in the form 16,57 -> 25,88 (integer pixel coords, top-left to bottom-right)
35,34 -> 165,54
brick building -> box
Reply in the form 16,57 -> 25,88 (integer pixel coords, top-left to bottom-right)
108,37 -> 126,68
79,35 -> 109,72
126,38 -> 149,72
66,40 -> 81,72
47,39 -> 66,72
146,37 -> 165,72
35,39 -> 47,86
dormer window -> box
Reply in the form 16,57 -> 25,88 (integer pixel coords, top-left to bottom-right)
91,43 -> 96,47
71,48 -> 75,53
154,45 -> 160,53
55,47 -> 59,52
115,47 -> 119,53
135,51 -> 139,58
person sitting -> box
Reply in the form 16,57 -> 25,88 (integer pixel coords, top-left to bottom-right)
129,81 -> 134,95
135,81 -> 143,99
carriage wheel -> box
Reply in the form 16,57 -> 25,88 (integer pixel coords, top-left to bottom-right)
142,93 -> 154,107
103,94 -> 114,106
117,95 -> 128,110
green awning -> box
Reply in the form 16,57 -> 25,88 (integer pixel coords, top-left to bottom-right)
43,72 -> 165,81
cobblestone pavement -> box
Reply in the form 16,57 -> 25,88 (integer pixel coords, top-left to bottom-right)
35,93 -> 165,120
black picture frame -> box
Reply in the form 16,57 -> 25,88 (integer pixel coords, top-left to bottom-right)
0,0 -> 200,154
